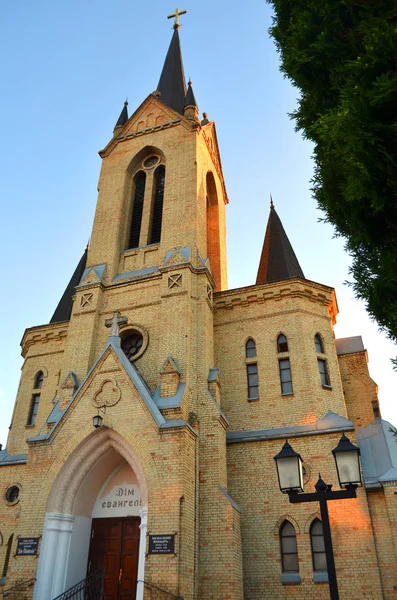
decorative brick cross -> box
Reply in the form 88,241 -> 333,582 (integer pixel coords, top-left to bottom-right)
105,312 -> 128,336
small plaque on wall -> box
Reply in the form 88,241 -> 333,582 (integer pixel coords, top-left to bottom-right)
16,537 -> 40,556
148,534 -> 175,554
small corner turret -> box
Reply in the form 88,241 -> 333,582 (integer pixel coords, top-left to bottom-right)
113,100 -> 129,134
183,80 -> 199,124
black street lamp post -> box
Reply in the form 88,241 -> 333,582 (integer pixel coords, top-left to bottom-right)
274,434 -> 362,600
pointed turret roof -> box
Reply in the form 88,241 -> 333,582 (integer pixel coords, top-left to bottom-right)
114,100 -> 128,130
50,248 -> 88,323
256,200 -> 304,284
157,28 -> 187,114
184,80 -> 197,108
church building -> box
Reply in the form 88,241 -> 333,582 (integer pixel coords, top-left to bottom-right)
1,11 -> 397,600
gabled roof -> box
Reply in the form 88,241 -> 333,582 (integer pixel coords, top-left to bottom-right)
157,28 -> 187,114
50,248 -> 88,323
256,202 -> 304,284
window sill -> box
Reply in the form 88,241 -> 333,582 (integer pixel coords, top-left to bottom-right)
25,424 -> 35,429
313,571 -> 329,583
281,572 -> 301,585
123,242 -> 159,254
322,385 -> 333,391
281,392 -> 294,397
248,397 -> 259,402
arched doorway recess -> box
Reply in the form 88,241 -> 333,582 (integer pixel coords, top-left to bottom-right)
33,428 -> 149,600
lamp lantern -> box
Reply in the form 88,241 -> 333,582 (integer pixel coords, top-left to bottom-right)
332,433 -> 362,488
93,413 -> 103,429
274,439 -> 304,494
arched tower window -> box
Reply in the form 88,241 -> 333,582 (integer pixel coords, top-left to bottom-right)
149,165 -> 165,244
245,339 -> 256,358
279,521 -> 299,573
277,334 -> 293,395
34,371 -> 44,389
128,171 -> 146,249
245,338 -> 259,400
206,172 -> 221,291
27,371 -> 44,426
314,334 -> 324,354
277,334 -> 288,353
310,519 -> 326,572
314,334 -> 331,387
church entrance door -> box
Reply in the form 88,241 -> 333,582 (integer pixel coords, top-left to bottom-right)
87,517 -> 140,600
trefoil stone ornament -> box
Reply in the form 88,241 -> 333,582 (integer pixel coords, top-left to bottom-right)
92,378 -> 122,408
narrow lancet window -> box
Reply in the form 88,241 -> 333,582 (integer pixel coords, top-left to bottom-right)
318,359 -> 330,386
280,521 -> 299,573
310,519 -> 326,572
277,334 -> 292,394
246,339 -> 256,358
27,394 -> 40,426
34,371 -> 44,389
247,364 -> 259,400
279,359 -> 293,394
149,165 -> 165,244
277,334 -> 288,353
245,338 -> 259,400
314,334 -> 324,353
314,334 -> 331,386
128,171 -> 146,249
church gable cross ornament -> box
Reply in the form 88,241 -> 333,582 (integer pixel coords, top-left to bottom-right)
105,312 -> 128,337
168,8 -> 187,29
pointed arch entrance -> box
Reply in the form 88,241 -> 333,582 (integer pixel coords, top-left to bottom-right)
33,428 -> 148,600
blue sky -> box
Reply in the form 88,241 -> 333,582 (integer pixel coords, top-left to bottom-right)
1,0 -> 396,446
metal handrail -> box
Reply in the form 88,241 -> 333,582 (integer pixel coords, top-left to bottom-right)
1,578 -> 36,597
52,568 -> 105,600
138,580 -> 184,599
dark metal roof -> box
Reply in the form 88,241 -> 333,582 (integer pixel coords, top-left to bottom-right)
184,81 -> 197,108
157,28 -> 186,114
50,248 -> 88,323
114,101 -> 129,130
256,203 -> 304,284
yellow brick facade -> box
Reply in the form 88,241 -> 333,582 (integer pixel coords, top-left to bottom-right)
1,26 -> 397,600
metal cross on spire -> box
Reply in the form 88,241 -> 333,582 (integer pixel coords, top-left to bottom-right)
167,8 -> 187,29
105,312 -> 128,337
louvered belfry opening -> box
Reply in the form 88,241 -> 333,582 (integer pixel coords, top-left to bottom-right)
149,165 -> 165,244
128,170 -> 146,249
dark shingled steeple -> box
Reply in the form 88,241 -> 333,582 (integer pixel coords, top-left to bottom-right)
114,100 -> 129,130
50,248 -> 88,323
157,28 -> 187,114
184,80 -> 197,108
256,199 -> 304,284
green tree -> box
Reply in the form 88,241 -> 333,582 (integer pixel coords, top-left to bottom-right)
267,0 -> 397,352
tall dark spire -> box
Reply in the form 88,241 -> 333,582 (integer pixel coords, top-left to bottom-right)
114,100 -> 128,131
50,248 -> 88,323
157,28 -> 187,114
256,199 -> 305,284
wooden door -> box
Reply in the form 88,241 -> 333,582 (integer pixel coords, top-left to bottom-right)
88,517 -> 140,600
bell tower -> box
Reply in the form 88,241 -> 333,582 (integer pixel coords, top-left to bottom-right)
86,17 -> 228,291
